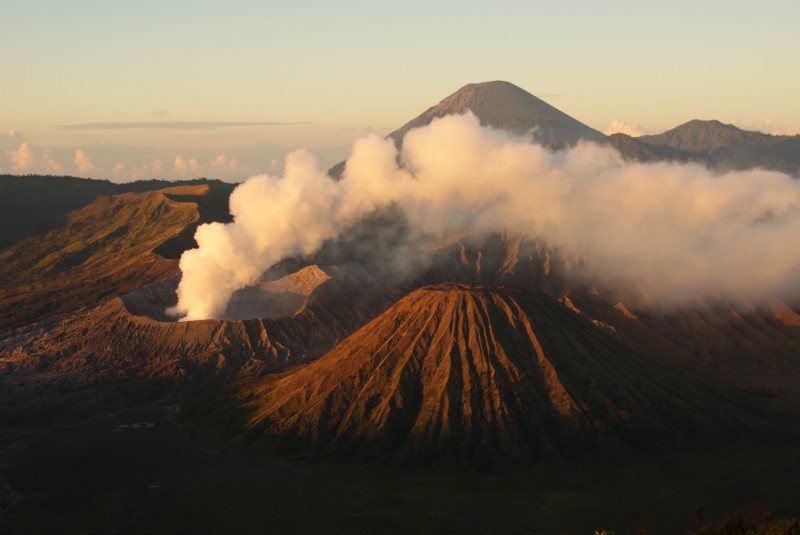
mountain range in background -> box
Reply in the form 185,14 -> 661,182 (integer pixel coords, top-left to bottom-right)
2,81 -> 800,533
6,81 -> 800,249
330,81 -> 800,179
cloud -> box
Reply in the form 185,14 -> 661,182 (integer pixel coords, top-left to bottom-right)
174,155 -> 189,173
153,110 -> 170,117
3,135 -> 60,174
761,119 -> 800,136
212,154 -> 227,168
174,155 -> 199,173
169,112 -> 800,321
0,131 -> 343,181
44,152 -> 63,172
58,121 -> 309,130
605,120 -> 649,137
2,130 -> 25,145
74,149 -> 94,172
212,154 -> 239,172
10,142 -> 34,171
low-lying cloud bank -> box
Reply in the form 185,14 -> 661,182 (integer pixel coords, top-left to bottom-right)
0,131 -> 332,182
168,112 -> 800,320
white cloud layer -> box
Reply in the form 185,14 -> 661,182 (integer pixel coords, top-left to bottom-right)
10,142 -> 34,171
74,149 -> 94,171
0,132 -> 327,182
169,113 -> 800,320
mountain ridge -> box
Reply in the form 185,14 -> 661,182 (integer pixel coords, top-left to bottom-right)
186,284 -> 771,468
640,119 -> 797,153
0,180 -> 236,331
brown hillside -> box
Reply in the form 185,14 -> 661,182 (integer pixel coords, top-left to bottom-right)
0,182 -> 235,332
0,175 -> 126,247
0,175 -> 233,247
0,191 -> 195,330
408,232 -> 800,386
192,285 -> 767,469
641,119 -> 793,153
0,265 -> 398,424
639,120 -> 800,175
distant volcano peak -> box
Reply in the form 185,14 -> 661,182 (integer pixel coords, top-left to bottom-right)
436,80 -> 569,121
389,80 -> 603,147
641,118 -> 793,152
328,80 -> 603,178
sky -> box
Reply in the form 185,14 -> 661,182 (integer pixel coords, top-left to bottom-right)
1,0 -> 799,182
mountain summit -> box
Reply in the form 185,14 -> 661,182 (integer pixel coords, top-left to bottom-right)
190,284 -> 756,468
637,119 -> 800,175
640,119 -> 793,152
390,81 -> 603,147
328,81 -> 604,177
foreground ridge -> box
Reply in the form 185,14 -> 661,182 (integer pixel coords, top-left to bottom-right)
189,284 -> 766,469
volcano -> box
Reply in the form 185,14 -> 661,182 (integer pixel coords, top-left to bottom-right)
3,83 -> 799,430
328,81 -> 603,178
390,81 -> 603,147
191,284 -> 761,469
640,119 -> 792,153
634,119 -> 800,175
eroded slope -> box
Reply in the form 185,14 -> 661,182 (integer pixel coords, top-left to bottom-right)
1,186 -> 207,330
191,285 -> 770,468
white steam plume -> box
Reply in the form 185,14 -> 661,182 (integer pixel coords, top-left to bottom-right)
169,112 -> 800,320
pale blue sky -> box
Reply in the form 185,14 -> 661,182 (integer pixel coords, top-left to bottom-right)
1,0 -> 798,180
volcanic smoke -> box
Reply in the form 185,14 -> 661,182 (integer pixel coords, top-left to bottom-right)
168,112 -> 800,320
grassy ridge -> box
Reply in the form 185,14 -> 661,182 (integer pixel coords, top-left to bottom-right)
0,176 -> 236,331
0,191 -> 197,331
0,175 -> 231,248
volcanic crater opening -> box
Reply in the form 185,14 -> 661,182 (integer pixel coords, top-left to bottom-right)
122,264 -> 334,322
